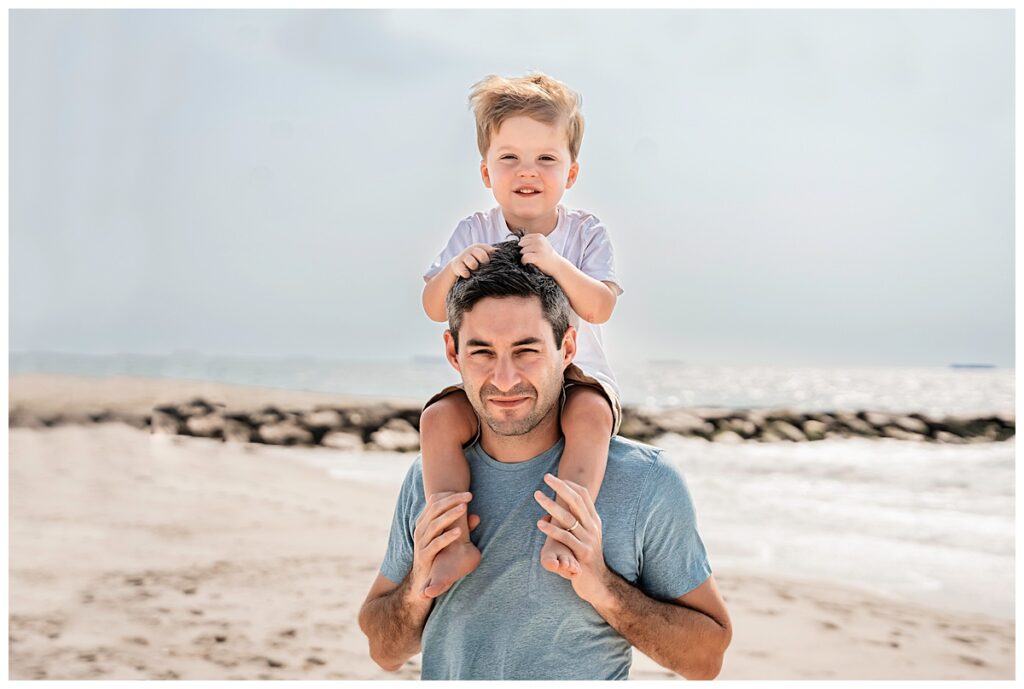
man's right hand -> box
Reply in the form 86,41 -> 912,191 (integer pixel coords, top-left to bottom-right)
410,491 -> 477,599
448,244 -> 497,279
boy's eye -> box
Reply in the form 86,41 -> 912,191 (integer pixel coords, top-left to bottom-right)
540,156 -> 556,161
500,155 -> 517,160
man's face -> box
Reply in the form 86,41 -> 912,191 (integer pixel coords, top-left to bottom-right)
480,115 -> 579,233
445,296 -> 575,437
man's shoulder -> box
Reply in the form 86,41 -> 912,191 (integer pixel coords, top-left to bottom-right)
604,435 -> 675,486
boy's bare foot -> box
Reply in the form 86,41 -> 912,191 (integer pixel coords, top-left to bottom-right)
540,535 -> 580,579
423,541 -> 481,598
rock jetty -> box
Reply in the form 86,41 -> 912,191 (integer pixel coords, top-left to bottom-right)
9,400 -> 1015,451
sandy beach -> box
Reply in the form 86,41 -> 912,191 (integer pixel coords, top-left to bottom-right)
8,376 -> 1015,680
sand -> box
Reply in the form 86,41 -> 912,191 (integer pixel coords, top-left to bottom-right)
7,376 -> 1016,680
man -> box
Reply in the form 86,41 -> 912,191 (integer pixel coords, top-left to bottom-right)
358,241 -> 731,680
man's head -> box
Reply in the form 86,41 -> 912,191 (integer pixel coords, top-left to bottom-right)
469,73 -> 584,232
444,240 -> 576,437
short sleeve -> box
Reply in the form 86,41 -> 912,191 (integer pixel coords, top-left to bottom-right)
634,454 -> 712,601
423,219 -> 476,283
379,460 -> 424,584
579,220 -> 623,295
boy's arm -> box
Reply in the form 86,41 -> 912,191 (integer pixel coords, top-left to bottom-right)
422,244 -> 498,322
518,233 -> 617,324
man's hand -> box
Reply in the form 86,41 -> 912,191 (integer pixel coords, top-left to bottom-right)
533,474 -> 613,606
412,491 -> 477,599
518,233 -> 567,277
448,244 -> 497,279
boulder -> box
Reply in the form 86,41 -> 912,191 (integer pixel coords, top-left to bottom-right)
9,409 -> 45,428
834,413 -> 879,437
258,420 -> 314,446
370,418 -> 420,452
769,420 -> 806,442
862,411 -> 893,429
618,414 -> 658,441
186,414 -> 225,439
801,419 -> 827,441
151,409 -> 184,435
224,418 -> 255,443
321,431 -> 365,452
722,418 -> 758,438
711,430 -> 744,444
652,410 -> 715,438
301,409 -> 345,431
881,425 -> 926,441
934,430 -> 967,444
893,416 -> 929,435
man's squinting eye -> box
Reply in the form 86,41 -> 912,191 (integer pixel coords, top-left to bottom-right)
516,349 -> 540,355
469,350 -> 494,357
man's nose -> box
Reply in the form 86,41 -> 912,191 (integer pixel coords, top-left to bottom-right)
491,354 -> 522,391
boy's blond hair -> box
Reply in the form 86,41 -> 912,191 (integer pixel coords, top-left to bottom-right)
469,72 -> 585,162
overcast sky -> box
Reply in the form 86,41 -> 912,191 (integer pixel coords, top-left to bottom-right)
9,9 -> 1014,367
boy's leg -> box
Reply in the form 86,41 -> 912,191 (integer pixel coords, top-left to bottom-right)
419,390 -> 482,598
540,384 -> 614,578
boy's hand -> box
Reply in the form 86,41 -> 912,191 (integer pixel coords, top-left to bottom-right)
448,244 -> 497,279
519,233 -> 566,277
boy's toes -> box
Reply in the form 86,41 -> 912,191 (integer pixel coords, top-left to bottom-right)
540,554 -> 561,574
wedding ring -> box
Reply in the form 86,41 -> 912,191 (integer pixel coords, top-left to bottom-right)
566,519 -> 581,533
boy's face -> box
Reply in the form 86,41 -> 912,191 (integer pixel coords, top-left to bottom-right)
480,115 -> 579,234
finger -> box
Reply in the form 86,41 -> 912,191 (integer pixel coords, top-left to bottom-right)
468,514 -> 481,531
534,489 -> 579,529
536,518 -> 585,552
543,474 -> 591,528
423,525 -> 462,561
420,501 -> 468,547
471,247 -> 492,263
560,478 -> 600,524
464,256 -> 479,271
415,492 -> 471,539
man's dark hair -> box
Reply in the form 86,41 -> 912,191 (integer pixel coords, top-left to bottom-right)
446,240 -> 571,353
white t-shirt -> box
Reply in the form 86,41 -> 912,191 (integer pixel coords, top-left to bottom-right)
424,205 -> 622,396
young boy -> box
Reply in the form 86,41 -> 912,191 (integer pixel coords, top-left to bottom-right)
419,73 -> 623,598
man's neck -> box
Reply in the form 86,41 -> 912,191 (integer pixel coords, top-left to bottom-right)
479,408 -> 562,463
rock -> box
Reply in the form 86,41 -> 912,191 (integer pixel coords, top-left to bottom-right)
258,421 -> 314,446
834,413 -> 879,437
344,405 -> 397,432
224,418 -> 254,443
801,419 -> 827,441
301,409 -> 345,431
720,418 -> 758,438
251,407 -> 289,427
618,413 -> 657,441
321,431 -> 364,451
861,411 -> 893,429
711,430 -> 744,444
759,430 -> 783,443
881,426 -> 926,441
176,398 -> 217,418
112,413 -> 151,430
186,414 -> 225,439
652,410 -> 715,438
934,430 -> 967,444
893,416 -> 929,435
769,420 -> 806,442
9,410 -> 45,428
370,418 -> 420,452
151,409 -> 184,435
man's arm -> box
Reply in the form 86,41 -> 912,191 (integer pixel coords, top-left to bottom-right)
589,573 -> 731,679
358,492 -> 476,671
534,474 -> 732,680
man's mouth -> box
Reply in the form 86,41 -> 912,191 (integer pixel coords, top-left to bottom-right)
487,396 -> 530,409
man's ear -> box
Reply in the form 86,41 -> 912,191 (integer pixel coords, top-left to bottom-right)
565,160 -> 580,189
480,160 -> 492,189
443,330 -> 461,372
560,325 -> 577,371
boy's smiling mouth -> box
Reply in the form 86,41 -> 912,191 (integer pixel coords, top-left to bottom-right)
514,186 -> 541,196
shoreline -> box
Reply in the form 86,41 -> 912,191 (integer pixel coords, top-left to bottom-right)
10,374 -> 1014,447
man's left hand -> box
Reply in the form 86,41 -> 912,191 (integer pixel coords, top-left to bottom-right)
534,473 -> 613,606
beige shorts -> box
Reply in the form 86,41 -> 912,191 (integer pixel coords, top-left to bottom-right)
422,363 -> 622,444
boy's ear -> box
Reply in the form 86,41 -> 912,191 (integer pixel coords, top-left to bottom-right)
480,160 -> 492,189
565,160 -> 579,189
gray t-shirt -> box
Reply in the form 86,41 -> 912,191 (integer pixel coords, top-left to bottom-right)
380,436 -> 712,680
